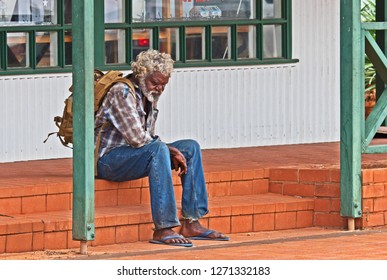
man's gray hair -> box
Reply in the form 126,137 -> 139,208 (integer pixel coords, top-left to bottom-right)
131,49 -> 174,80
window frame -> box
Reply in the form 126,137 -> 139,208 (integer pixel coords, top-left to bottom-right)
0,0 -> 296,76
0,0 -> 71,75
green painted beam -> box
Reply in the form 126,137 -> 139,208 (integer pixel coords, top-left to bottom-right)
362,22 -> 387,30
365,29 -> 387,129
340,0 -> 362,218
376,0 -> 387,126
364,87 -> 387,148
71,0 -> 95,241
364,145 -> 387,153
365,31 -> 387,84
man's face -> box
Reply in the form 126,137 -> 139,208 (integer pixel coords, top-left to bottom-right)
144,71 -> 170,94
140,71 -> 170,102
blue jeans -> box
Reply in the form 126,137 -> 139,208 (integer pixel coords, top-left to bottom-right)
96,138 -> 209,230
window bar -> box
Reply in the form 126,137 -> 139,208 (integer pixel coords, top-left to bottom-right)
127,0 -> 132,24
127,27 -> 133,63
58,0 -> 65,26
57,29 -> 64,67
257,24 -> 263,60
257,0 -> 263,21
286,0 -> 293,59
30,31 -> 36,69
231,25 -> 237,61
0,32 -> 5,70
153,27 -> 159,50
206,25 -> 211,62
180,26 -> 186,63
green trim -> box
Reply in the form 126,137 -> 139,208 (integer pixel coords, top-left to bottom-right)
180,26 -> 186,63
0,26 -> 65,32
363,33 -> 387,149
257,0 -> 262,21
174,58 -> 299,68
153,28 -> 159,50
362,22 -> 387,30
130,19 -> 288,28
0,31 -> 5,70
127,28 -> 133,63
0,67 -> 72,76
0,0 -> 294,75
58,29 -> 65,67
126,0 -> 131,24
257,23 -> 263,59
0,58 -> 299,76
206,25 -> 212,62
375,0 -> 387,126
364,87 -> 387,149
231,25 -> 237,60
30,31 -> 36,69
364,145 -> 387,153
285,0 -> 293,59
94,0 -> 105,67
365,31 -> 387,84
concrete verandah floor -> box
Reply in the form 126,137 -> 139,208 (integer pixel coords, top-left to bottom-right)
1,226 -> 387,260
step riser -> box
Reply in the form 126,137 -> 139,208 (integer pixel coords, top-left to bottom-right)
2,164 -> 387,254
0,200 -> 314,253
0,175 -> 269,215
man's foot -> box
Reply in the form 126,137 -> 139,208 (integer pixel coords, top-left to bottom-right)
149,228 -> 193,247
180,220 -> 229,241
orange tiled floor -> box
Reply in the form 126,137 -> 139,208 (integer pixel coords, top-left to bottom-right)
2,140 -> 387,185
2,141 -> 387,260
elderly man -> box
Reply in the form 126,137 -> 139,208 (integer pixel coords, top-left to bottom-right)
95,49 -> 229,247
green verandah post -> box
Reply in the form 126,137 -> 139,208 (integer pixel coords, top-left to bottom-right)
340,0 -> 363,229
71,0 -> 95,254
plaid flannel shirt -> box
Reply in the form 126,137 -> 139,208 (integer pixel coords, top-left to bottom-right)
95,81 -> 159,158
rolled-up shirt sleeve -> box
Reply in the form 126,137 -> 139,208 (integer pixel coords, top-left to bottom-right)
106,83 -> 153,148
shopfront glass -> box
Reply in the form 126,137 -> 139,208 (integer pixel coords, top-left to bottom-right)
105,29 -> 126,64
105,0 -> 125,23
159,28 -> 180,61
132,0 -> 255,22
0,1 -> 292,73
262,0 -> 281,19
36,31 -> 58,67
263,24 -> 282,58
7,32 -> 29,68
0,0 -> 57,25
186,26 -> 205,61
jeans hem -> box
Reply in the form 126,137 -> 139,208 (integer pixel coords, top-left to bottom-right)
181,210 -> 209,222
153,222 -> 181,231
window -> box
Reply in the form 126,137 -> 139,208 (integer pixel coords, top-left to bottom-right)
0,0 -> 70,74
0,0 -> 293,75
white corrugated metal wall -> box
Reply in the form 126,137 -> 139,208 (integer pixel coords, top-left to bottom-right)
158,0 -> 340,148
0,74 -> 73,162
0,0 -> 340,162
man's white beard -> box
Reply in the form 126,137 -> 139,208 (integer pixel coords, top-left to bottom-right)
139,79 -> 161,103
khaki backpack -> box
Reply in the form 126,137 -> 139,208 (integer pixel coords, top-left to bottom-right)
44,69 -> 135,174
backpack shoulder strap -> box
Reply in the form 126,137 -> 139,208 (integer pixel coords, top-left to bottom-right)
93,77 -> 135,177
94,70 -> 124,111
113,77 -> 136,98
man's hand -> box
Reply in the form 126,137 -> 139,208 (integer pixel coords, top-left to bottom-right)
167,145 -> 187,177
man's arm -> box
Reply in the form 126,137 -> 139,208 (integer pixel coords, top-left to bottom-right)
167,145 -> 187,177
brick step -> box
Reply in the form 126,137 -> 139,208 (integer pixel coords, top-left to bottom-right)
0,169 -> 269,216
0,193 -> 314,253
